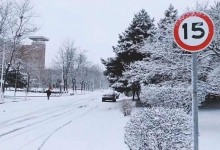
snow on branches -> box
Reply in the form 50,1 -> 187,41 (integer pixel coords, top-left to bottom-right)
140,84 -> 207,114
124,107 -> 192,150
122,4 -> 220,101
120,100 -> 136,116
207,66 -> 220,96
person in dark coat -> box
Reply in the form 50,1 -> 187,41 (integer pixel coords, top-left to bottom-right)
46,89 -> 52,100
131,81 -> 141,100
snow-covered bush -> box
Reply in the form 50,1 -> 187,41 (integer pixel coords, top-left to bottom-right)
120,100 -> 135,116
207,66 -> 220,96
140,84 -> 207,113
140,86 -> 190,108
124,107 -> 192,150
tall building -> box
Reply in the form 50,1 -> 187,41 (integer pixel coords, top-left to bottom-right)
16,36 -> 49,88
27,36 -> 49,68
17,36 -> 49,68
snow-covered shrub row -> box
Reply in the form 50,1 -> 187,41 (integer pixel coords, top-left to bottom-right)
207,66 -> 220,96
140,84 -> 207,113
124,107 -> 192,150
140,86 -> 191,113
120,100 -> 135,116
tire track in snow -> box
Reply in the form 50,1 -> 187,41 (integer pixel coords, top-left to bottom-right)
0,101 -> 74,125
0,97 -> 85,125
0,101 -> 79,128
16,104 -> 99,150
37,104 -> 99,150
0,96 -> 97,128
0,96 -> 98,143
0,98 -> 95,137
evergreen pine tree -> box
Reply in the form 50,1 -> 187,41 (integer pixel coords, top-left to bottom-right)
157,4 -> 178,43
101,57 -> 123,86
116,9 -> 156,64
123,4 -> 182,86
6,70 -> 27,88
102,9 -> 156,92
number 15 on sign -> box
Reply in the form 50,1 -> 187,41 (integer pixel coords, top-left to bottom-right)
182,22 -> 205,39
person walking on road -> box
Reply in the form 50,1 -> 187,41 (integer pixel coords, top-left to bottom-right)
46,88 -> 52,100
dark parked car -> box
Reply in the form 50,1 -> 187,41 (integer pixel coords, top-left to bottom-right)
102,90 -> 120,102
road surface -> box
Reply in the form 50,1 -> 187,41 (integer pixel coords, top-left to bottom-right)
0,90 -> 127,150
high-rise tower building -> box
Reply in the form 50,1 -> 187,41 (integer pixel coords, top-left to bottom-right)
28,36 -> 49,68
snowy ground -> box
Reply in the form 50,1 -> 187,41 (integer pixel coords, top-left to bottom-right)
0,90 -> 130,150
0,90 -> 219,150
199,102 -> 220,150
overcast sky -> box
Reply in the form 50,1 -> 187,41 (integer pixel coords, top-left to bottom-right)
27,0 -> 216,68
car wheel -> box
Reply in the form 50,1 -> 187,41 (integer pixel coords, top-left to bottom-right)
113,99 -> 116,102
102,99 -> 105,102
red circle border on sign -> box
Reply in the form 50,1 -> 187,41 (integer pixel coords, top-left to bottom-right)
173,11 -> 215,52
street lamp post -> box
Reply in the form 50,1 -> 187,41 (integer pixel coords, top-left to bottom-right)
13,67 -> 19,101
0,44 -> 5,103
25,74 -> 29,101
60,67 -> 64,95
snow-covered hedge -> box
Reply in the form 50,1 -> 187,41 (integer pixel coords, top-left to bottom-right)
207,66 -> 220,96
124,107 -> 192,150
120,100 -> 135,116
140,84 -> 207,113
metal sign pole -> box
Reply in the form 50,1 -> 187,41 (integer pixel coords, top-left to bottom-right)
192,52 -> 198,150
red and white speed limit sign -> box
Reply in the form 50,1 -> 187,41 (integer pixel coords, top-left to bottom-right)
173,11 -> 215,52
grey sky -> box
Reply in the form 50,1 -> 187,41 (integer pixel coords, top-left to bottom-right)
28,0 -> 215,68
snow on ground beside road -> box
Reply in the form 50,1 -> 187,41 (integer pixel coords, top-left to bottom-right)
0,90 -> 219,150
199,103 -> 220,150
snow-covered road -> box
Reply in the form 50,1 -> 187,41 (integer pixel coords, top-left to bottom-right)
0,90 -> 219,150
0,90 -> 129,150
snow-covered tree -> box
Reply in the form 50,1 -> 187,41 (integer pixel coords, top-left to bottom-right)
124,107 -> 192,150
121,4 -> 219,115
102,9 -> 156,92
54,39 -> 107,92
6,68 -> 27,88
54,39 -> 79,91
101,57 -> 125,91
84,64 -> 106,91
183,2 -> 220,100
123,3 -> 219,87
157,4 -> 178,43
115,9 -> 156,62
123,4 -> 183,86
2,0 -> 38,92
